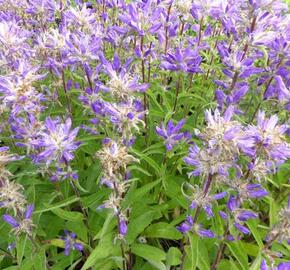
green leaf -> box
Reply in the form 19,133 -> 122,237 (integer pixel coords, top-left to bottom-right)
147,261 -> 167,270
226,242 -> 248,270
241,242 -> 259,257
218,260 -> 240,270
33,249 -> 47,270
130,149 -> 161,174
249,254 -> 262,270
128,165 -> 152,176
183,234 -> 211,270
196,237 -> 210,270
246,220 -> 264,248
144,222 -> 182,240
94,212 -> 115,240
269,198 -> 279,227
126,210 -> 162,244
35,196 -> 80,214
166,247 -> 182,266
131,244 -> 166,262
81,233 -> 114,270
51,208 -> 84,222
124,178 -> 162,207
49,239 -> 65,248
16,235 -> 27,266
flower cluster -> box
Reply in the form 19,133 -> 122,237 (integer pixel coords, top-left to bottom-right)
180,109 -> 289,242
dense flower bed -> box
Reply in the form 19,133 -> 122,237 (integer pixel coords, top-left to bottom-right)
0,0 -> 289,269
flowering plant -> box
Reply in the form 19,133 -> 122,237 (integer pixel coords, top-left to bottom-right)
0,0 -> 289,269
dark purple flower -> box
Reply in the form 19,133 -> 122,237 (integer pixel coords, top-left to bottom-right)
237,210 -> 258,222
25,204 -> 34,219
246,184 -> 268,198
227,195 -> 240,212
161,47 -> 202,73
119,218 -> 127,236
197,227 -> 215,238
156,119 -> 186,151
177,215 -> 193,234
234,223 -> 250,234
219,211 -> 228,220
277,261 -> 290,270
260,259 -> 268,270
61,230 -> 83,256
3,214 -> 19,228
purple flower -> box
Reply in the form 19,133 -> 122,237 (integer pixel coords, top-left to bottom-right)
245,184 -> 268,198
277,262 -> 290,270
103,98 -> 146,135
219,211 -> 228,220
0,61 -> 45,116
161,47 -> 202,73
118,1 -> 163,36
196,227 -> 215,238
244,111 -> 290,163
188,188 -> 227,219
61,230 -> 83,256
3,204 -> 35,236
156,119 -> 186,151
260,259 -> 268,270
261,259 -> 290,270
31,117 -> 80,166
177,215 -> 193,234
237,210 -> 258,222
66,32 -> 101,65
100,53 -> 149,99
25,204 -> 34,219
3,214 -> 19,228
226,195 -> 257,235
119,217 -> 127,236
234,223 -> 250,234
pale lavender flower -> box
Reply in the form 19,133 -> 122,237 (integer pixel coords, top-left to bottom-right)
244,111 -> 290,163
64,3 -> 97,32
184,107 -> 251,177
66,32 -> 101,65
0,61 -> 46,115
119,1 -> 163,36
100,53 -> 149,100
0,179 -> 26,214
31,117 -> 80,166
103,98 -> 146,136
0,21 -> 30,65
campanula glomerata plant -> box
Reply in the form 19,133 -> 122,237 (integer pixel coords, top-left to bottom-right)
0,0 -> 289,270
